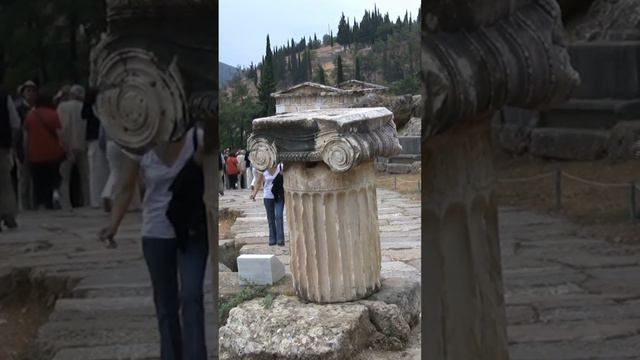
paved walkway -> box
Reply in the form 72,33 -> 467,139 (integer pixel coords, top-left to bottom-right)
0,209 -> 217,360
1,186 -> 639,359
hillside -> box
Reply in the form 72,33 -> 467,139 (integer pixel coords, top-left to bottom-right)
219,62 -> 239,88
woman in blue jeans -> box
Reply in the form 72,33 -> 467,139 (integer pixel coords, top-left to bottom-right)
99,127 -> 207,360
250,162 -> 285,246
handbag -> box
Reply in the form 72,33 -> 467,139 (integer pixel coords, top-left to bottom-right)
271,163 -> 284,202
166,128 -> 207,250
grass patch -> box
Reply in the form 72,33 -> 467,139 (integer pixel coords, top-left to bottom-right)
262,293 -> 274,309
219,284 -> 268,325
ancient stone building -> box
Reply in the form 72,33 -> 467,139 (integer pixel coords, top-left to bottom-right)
494,0 -> 640,161
272,81 -> 387,114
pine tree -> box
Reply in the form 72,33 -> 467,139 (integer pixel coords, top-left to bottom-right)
335,55 -> 344,84
355,56 -> 362,81
258,34 -> 276,116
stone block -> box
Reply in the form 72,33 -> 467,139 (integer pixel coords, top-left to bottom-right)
237,254 -> 285,286
569,42 -> 640,100
606,120 -> 640,160
529,128 -> 608,160
398,136 -> 420,154
386,163 -> 413,174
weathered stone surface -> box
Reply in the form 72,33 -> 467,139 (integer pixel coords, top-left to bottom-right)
350,94 -> 419,130
397,136 -> 420,155
422,0 -> 580,137
568,42 -> 640,99
385,163 -> 414,174
219,296 -> 376,360
248,107 -> 401,172
493,107 -> 540,154
529,128 -> 608,160
219,295 -> 414,359
567,0 -> 640,42
358,301 -> 411,350
219,239 -> 238,271
219,262 -> 232,272
607,120 -> 640,160
398,117 -> 421,137
368,277 -> 421,327
91,0 -> 215,153
506,305 -> 538,325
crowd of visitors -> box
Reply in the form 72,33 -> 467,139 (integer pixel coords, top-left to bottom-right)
220,147 -> 252,191
0,78 -> 142,231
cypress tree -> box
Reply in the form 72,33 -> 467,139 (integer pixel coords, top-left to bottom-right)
330,29 -> 334,47
355,56 -> 362,81
258,35 -> 276,116
335,55 -> 344,84
314,64 -> 326,85
306,48 -> 312,80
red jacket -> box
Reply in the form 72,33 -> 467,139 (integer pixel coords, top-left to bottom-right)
225,156 -> 239,175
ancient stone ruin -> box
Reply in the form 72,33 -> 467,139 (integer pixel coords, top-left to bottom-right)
90,0 -> 216,154
494,0 -> 640,160
247,108 -> 402,303
272,81 -> 387,114
422,0 -> 579,358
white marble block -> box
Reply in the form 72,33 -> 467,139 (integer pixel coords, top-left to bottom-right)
237,254 -> 286,286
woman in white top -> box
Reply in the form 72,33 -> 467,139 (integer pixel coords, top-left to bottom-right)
250,162 -> 285,246
99,126 -> 208,360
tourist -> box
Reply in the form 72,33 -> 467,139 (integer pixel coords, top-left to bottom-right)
250,162 -> 285,246
53,85 -> 71,106
58,84 -> 90,209
237,150 -> 246,189
245,150 -> 253,189
83,88 -> 109,209
98,125 -> 208,360
225,151 -> 240,189
15,80 -> 38,211
0,80 -> 21,230
23,92 -> 65,210
218,151 -> 225,196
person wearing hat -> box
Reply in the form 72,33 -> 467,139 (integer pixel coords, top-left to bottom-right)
15,80 -> 38,211
57,84 -> 90,209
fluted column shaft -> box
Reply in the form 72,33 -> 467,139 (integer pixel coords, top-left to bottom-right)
285,161 -> 381,303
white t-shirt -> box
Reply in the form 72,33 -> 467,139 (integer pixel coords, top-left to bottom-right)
57,99 -> 86,151
128,128 -> 203,238
262,163 -> 283,200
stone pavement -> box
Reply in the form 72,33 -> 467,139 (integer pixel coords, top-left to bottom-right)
0,209 -> 217,360
500,208 -> 640,360
1,186 -> 639,359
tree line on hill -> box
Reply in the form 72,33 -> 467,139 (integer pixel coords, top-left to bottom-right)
221,5 -> 421,149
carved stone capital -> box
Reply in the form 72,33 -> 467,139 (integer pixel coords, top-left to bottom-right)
422,0 -> 580,138
247,108 -> 402,172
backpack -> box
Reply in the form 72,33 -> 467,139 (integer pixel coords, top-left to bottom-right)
166,128 -> 207,250
271,163 -> 284,202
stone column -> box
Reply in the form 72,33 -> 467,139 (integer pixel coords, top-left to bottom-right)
90,0 -> 216,154
248,108 -> 402,303
422,0 -> 579,358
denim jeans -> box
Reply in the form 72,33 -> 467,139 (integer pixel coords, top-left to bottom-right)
264,198 -> 285,245
142,232 -> 209,360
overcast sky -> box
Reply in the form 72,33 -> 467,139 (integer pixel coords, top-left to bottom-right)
219,0 -> 420,68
